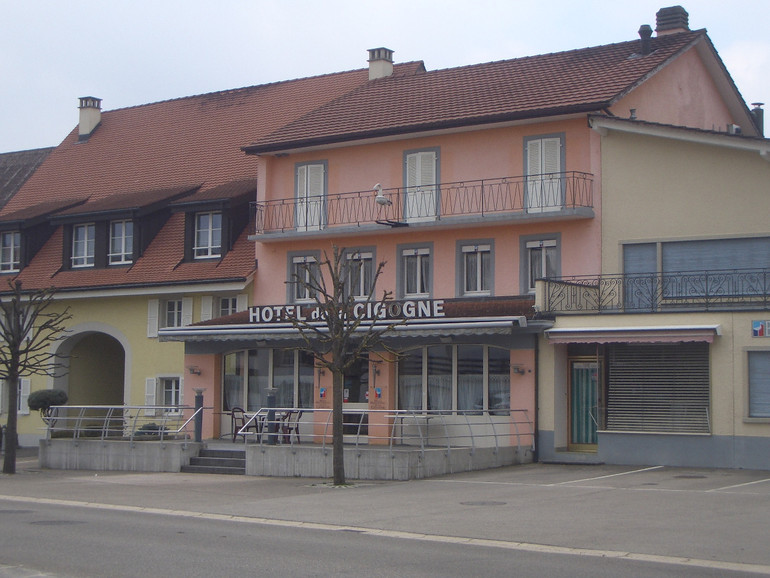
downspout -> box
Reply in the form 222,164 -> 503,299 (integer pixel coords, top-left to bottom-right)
532,335 -> 539,463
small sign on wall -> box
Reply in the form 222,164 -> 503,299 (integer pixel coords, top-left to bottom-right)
752,321 -> 769,337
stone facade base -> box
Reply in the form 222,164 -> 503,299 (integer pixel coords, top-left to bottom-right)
39,439 -> 202,472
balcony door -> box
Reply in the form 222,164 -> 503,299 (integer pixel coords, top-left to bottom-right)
525,136 -> 563,213
296,162 -> 325,231
404,150 -> 437,222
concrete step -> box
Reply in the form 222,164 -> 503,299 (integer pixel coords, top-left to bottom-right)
182,448 -> 246,475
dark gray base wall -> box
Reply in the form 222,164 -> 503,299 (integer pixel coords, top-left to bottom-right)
538,430 -> 770,471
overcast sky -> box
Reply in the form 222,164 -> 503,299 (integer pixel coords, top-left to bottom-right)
2,0 -> 768,153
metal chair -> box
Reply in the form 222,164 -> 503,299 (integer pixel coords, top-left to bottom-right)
231,407 -> 261,442
280,410 -> 303,444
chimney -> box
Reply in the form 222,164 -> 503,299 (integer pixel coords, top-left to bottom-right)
368,48 -> 394,80
751,103 -> 765,137
78,96 -> 102,140
638,24 -> 653,55
655,6 -> 689,35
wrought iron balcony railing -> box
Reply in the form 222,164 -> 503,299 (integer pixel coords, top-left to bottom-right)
541,269 -> 770,314
251,172 -> 593,235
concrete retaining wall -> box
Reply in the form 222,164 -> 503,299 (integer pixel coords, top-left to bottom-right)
39,439 -> 201,472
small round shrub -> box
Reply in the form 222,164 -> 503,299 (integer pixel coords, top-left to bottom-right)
27,389 -> 68,414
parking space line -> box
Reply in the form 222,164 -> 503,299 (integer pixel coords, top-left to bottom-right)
555,465 -> 664,485
708,477 -> 770,492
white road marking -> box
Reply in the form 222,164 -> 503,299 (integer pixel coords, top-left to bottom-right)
2,493 -> 770,575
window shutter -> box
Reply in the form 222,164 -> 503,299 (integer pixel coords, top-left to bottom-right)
145,378 -> 157,416
236,293 -> 248,312
19,378 -> 30,415
542,138 -> 561,174
527,140 -> 542,176
181,297 -> 193,326
147,299 -> 159,337
296,165 -> 308,199
200,296 -> 213,322
749,351 -> 770,418
307,164 -> 325,196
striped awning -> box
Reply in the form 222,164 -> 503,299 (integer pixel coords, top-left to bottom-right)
545,324 -> 721,344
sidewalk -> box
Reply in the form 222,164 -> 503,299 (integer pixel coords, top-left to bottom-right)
3,447 -> 770,574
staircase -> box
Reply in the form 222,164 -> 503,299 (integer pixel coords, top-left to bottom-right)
181,448 -> 246,475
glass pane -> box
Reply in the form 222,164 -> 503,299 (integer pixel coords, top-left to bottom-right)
457,345 -> 483,413
398,349 -> 423,410
427,345 -> 452,412
223,352 -> 243,412
488,347 -> 510,415
247,349 -> 270,411
405,254 -> 417,295
465,252 -> 477,292
272,349 -> 295,407
480,250 -> 491,291
298,351 -> 315,409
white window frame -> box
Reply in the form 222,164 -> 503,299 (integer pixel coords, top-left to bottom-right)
526,239 -> 558,292
71,223 -> 95,267
295,162 -> 326,231
108,219 -> 133,265
147,297 -> 192,336
346,251 -> 374,300
219,296 -> 239,317
404,149 -> 438,222
161,376 -> 183,413
145,376 -> 184,416
0,231 -> 21,272
460,243 -> 492,296
402,247 -> 431,298
525,134 -> 564,213
291,255 -> 318,303
193,211 -> 222,259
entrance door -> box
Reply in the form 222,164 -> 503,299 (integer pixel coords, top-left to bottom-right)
569,360 -> 600,450
343,358 -> 369,437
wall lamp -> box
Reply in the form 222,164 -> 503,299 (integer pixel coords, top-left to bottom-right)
513,366 -> 526,375
187,366 -> 202,376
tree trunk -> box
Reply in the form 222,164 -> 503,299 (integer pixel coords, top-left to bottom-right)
332,368 -> 345,485
2,374 -> 18,474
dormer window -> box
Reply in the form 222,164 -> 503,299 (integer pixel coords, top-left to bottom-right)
194,211 -> 222,259
109,220 -> 134,265
0,231 -> 21,272
71,223 -> 95,268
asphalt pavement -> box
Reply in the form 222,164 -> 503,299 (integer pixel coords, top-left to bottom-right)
2,446 -> 770,576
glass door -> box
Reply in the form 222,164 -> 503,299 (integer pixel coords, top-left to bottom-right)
569,359 -> 601,451
343,357 -> 369,437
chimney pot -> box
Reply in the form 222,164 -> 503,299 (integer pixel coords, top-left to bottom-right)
78,96 -> 102,140
638,24 -> 653,55
655,5 -> 689,36
368,47 -> 394,80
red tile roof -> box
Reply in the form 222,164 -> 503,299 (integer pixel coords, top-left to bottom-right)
244,31 -> 706,153
2,62 -> 424,291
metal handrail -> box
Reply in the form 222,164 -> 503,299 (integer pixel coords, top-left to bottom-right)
239,407 -> 535,460
252,172 -> 594,234
541,268 -> 770,314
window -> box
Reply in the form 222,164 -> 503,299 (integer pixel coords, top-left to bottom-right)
194,211 -> 222,258
1,378 -> 30,415
526,239 -> 558,292
397,345 -> 510,414
71,223 -> 95,267
290,255 -> 319,302
162,377 -> 182,410
0,231 -> 21,272
165,299 -> 183,328
295,162 -> 326,230
749,351 -> 770,418
346,251 -> 374,299
147,297 -> 192,336
459,242 -> 492,296
109,220 -> 133,264
404,149 -> 438,221
401,247 -> 431,298
524,134 -> 564,212
220,296 -> 239,317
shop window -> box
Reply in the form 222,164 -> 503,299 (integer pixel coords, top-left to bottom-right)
0,231 -> 21,272
397,345 -> 510,414
748,351 -> 770,418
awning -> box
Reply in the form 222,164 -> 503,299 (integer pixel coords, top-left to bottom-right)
159,315 -> 540,343
545,324 -> 721,344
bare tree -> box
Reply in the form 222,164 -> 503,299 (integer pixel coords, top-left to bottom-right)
286,246 -> 401,485
0,280 -> 71,474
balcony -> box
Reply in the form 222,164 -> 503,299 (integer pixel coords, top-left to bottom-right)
540,269 -> 770,314
251,172 -> 593,238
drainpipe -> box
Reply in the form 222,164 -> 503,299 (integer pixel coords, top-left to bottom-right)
533,336 -> 539,463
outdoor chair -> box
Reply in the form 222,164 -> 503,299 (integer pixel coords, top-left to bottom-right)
231,406 -> 262,442
280,410 -> 303,444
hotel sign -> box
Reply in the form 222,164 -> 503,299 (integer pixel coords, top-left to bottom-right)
249,299 -> 446,324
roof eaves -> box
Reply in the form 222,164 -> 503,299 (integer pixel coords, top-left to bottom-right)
243,103 -> 608,155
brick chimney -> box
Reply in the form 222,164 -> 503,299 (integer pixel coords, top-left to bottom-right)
368,48 -> 394,80
78,96 -> 102,140
655,6 -> 689,36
